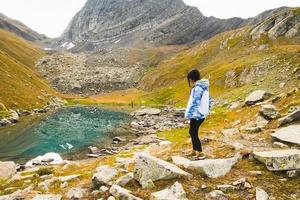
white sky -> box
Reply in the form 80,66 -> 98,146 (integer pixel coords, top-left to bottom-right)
0,0 -> 299,38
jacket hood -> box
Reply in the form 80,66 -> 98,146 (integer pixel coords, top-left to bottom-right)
195,79 -> 209,89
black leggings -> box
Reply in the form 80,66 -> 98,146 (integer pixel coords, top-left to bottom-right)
189,118 -> 205,152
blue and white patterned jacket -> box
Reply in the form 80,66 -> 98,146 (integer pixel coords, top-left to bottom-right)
185,79 -> 212,120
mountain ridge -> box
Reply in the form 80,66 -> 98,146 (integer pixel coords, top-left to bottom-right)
54,0 -> 290,51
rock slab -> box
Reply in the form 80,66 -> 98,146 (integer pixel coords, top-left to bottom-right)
109,185 -> 142,200
134,153 -> 191,187
253,149 -> 300,171
92,165 -> 119,188
150,182 -> 187,200
176,156 -> 240,178
32,194 -> 62,200
271,125 -> 300,145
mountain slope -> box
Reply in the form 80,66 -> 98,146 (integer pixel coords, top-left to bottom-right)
0,29 -> 58,113
88,7 -> 300,106
55,0 -> 247,51
0,13 -> 47,42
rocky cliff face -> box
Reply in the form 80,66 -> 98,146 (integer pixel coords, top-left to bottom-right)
0,13 -> 47,42
55,0 -> 247,51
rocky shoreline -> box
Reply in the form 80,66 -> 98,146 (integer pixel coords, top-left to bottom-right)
0,97 -> 64,128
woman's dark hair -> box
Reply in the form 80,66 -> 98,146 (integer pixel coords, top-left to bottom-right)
187,69 -> 201,87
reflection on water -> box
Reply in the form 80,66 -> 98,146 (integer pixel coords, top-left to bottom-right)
0,107 -> 130,163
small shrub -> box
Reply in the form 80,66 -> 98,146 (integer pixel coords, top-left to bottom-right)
36,167 -> 54,176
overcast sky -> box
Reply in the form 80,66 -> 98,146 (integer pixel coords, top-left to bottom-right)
0,0 -> 299,38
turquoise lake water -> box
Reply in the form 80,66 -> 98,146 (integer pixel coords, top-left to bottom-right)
0,107 -> 131,163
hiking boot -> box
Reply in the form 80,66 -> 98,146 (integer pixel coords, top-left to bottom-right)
194,152 -> 205,160
185,150 -> 197,157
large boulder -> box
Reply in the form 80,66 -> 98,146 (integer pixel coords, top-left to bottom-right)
253,149 -> 300,171
132,108 -> 161,116
0,161 -> 16,179
278,109 -> 300,126
109,185 -> 142,200
174,156 -> 240,178
271,125 -> 300,145
259,104 -> 280,120
245,90 -> 270,106
92,165 -> 119,188
134,153 -> 191,187
25,152 -> 64,168
32,194 -> 62,200
150,182 -> 187,200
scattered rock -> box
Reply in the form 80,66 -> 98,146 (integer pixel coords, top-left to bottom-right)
92,165 -> 119,188
58,174 -> 80,182
287,170 -> 299,178
150,182 -> 187,200
100,185 -> 109,193
221,128 -> 240,137
256,115 -> 269,128
216,184 -> 237,192
205,190 -> 228,200
256,188 -> 269,200
88,146 -> 100,154
253,149 -> 300,171
249,171 -> 262,176
278,109 -> 300,126
259,104 -> 280,120
142,179 -> 156,189
134,153 -> 191,187
66,187 -> 87,199
38,178 -> 58,191
232,177 -> 252,189
115,172 -> 134,187
133,108 -> 161,116
0,161 -> 16,179
245,127 -> 262,133
107,196 -> 116,200
273,142 -> 288,148
271,125 -> 300,145
8,110 -> 19,123
175,156 -> 240,178
109,185 -> 142,200
32,194 -> 62,200
245,90 -> 270,106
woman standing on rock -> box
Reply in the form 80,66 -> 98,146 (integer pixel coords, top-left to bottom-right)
185,69 -> 211,160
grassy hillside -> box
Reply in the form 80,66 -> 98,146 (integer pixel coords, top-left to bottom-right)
0,29 -> 58,116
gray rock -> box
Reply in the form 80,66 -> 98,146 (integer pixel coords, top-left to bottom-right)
253,149 -> 300,171
150,182 -> 187,200
92,165 -> 119,188
66,187 -> 87,199
109,185 -> 142,200
38,178 -> 58,191
245,90 -> 269,106
259,105 -> 280,120
134,108 -> 161,116
278,109 -> 300,126
8,110 -> 19,123
100,185 -> 109,193
0,161 -> 16,179
32,194 -> 62,200
205,190 -> 228,200
256,115 -> 269,128
58,174 -> 80,182
256,188 -> 269,200
134,153 -> 191,187
221,128 -> 240,137
216,184 -> 237,192
273,142 -> 288,148
287,170 -> 299,178
271,125 -> 300,145
173,156 -> 240,178
115,172 -> 134,187
141,179 -> 155,189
